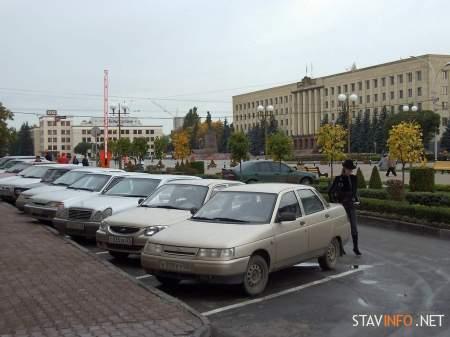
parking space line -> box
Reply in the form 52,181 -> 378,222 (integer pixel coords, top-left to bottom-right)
202,265 -> 373,316
136,274 -> 152,280
95,251 -> 109,255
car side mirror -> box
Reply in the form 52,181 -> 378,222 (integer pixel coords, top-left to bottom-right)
278,211 -> 296,222
138,198 -> 145,205
190,207 -> 198,215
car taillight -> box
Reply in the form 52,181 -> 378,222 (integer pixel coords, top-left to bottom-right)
222,169 -> 237,180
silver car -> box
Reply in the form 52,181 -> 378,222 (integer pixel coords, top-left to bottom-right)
16,167 -> 122,211
24,171 -> 130,223
140,183 -> 350,296
96,179 -> 243,259
56,174 -> 199,239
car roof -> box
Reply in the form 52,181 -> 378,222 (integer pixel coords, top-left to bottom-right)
71,167 -> 124,173
38,164 -> 80,169
224,183 -> 313,193
83,171 -> 133,177
165,179 -> 243,187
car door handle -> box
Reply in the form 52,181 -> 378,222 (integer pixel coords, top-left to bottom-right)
299,221 -> 306,226
325,214 -> 330,218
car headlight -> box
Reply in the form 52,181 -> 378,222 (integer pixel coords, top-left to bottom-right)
99,221 -> 108,231
48,201 -> 64,209
102,208 -> 112,219
146,243 -> 163,255
92,211 -> 103,222
197,248 -> 235,259
14,188 -> 28,196
144,225 -> 168,236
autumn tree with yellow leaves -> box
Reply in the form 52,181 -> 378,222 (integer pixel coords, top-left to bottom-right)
172,129 -> 191,162
387,121 -> 424,185
316,124 -> 347,179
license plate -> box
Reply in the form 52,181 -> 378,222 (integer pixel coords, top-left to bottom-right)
67,222 -> 85,230
159,261 -> 191,273
108,235 -> 132,245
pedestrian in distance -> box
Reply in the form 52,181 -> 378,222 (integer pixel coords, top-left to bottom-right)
82,155 -> 89,167
328,159 -> 362,256
35,155 -> 42,162
386,155 -> 397,177
72,155 -> 79,165
45,151 -> 52,161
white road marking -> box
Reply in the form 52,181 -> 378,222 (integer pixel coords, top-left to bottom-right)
95,251 -> 109,255
202,265 -> 373,316
136,274 -> 153,280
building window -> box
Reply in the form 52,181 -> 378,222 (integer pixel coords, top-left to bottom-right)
366,95 -> 370,103
418,102 -> 422,111
87,137 -> 91,142
82,129 -> 86,135
61,145 -> 65,150
416,71 -> 422,81
373,79 -> 378,88
324,88 -> 328,96
48,137 -> 52,143
365,80 -> 370,89
443,117 -> 449,126
150,130 -> 154,134
351,83 -> 355,91
399,90 -> 404,99
374,93 -> 378,102
133,130 -> 137,134
390,76 -> 395,85
269,98 -> 273,105
138,130 -> 142,134
275,97 -> 278,104
126,130 -> 130,134
358,82 -> 362,90
382,92 -> 386,101
344,84 -> 348,92
337,86 -> 341,94
441,86 -> 448,95
417,87 -> 422,96
381,77 -> 386,87
407,72 -> 413,82
390,91 -> 395,99
53,137 -> 57,142
108,130 -> 112,134
325,101 -> 329,109
331,100 -> 335,108
61,121 -> 65,126
47,130 -> 52,135
66,121 -> 70,126
331,87 -> 335,95
442,70 -> 448,80
284,96 -> 288,103
285,119 -> 288,125
408,88 -> 413,97
398,74 -> 403,84
331,113 -> 335,120
398,105 -> 403,112
359,96 -> 363,104
280,120 -> 283,126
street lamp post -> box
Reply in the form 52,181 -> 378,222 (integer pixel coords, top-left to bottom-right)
337,93 -> 358,153
257,104 -> 274,157
109,102 -> 129,168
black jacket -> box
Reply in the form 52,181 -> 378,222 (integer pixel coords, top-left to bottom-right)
328,174 -> 359,206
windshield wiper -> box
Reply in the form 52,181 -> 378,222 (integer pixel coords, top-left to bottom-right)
150,205 -> 181,210
68,187 -> 93,191
191,216 -> 213,221
52,182 -> 68,186
211,217 -> 250,223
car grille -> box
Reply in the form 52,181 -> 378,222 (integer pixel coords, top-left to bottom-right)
107,243 -> 142,251
68,208 -> 92,221
109,226 -> 140,235
163,245 -> 198,257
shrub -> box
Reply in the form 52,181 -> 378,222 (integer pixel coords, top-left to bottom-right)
356,168 -> 366,189
368,166 -> 383,189
405,192 -> 450,207
386,179 -> 405,201
409,167 -> 435,192
189,161 -> 205,174
435,184 -> 450,193
359,188 -> 388,200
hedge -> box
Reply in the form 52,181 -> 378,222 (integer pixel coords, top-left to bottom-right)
368,166 -> 383,189
359,189 -> 388,200
409,167 -> 435,192
405,192 -> 450,207
356,168 -> 366,189
359,197 -> 450,226
435,184 -> 450,193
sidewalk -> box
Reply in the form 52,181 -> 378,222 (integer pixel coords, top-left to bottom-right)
0,203 -> 210,337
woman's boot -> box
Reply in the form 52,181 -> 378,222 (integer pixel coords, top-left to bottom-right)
352,234 -> 362,255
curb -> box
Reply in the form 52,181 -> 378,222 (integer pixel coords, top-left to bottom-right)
357,212 -> 450,240
42,225 -> 212,337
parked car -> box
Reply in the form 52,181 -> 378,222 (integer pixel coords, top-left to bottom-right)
55,174 -> 199,239
0,160 -> 35,177
16,168 -> 123,211
0,164 -> 67,201
222,160 -> 318,185
140,183 -> 349,296
0,156 -> 35,170
97,179 -> 243,259
24,171 -> 130,223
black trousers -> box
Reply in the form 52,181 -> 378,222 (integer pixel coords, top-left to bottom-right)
386,167 -> 397,176
344,206 -> 358,236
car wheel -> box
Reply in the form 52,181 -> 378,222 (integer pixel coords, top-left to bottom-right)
300,177 -> 313,185
318,238 -> 339,270
109,251 -> 129,260
243,255 -> 269,296
155,276 -> 181,287
246,179 -> 258,184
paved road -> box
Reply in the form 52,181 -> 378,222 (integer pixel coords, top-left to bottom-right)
4,204 -> 449,337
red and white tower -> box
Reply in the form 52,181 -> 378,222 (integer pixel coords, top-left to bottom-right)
103,69 -> 109,166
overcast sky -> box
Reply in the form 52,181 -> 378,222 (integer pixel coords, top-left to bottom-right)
1,0 -> 449,133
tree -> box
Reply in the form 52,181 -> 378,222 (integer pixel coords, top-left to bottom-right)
74,141 -> 92,156
0,103 -> 14,156
228,132 -> 249,175
130,137 -> 149,164
8,122 -> 34,155
350,111 -> 362,153
154,136 -> 167,162
183,107 -> 201,150
368,166 -> 383,189
387,121 -> 424,185
385,110 -> 440,147
356,167 -> 366,189
109,138 -> 132,168
220,118 -> 232,153
267,131 -> 293,169
205,111 -> 212,128
172,129 -> 190,161
248,124 -> 264,155
441,122 -> 450,152
316,124 -> 347,179
360,111 -> 371,153
321,113 -> 329,126
374,106 -> 388,153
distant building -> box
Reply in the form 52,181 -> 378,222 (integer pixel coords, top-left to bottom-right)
233,54 -> 450,153
33,111 -> 73,157
173,116 -> 185,130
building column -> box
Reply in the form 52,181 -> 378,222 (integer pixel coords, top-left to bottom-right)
309,89 -> 314,135
302,91 -> 307,136
315,88 -> 321,134
297,92 -> 302,136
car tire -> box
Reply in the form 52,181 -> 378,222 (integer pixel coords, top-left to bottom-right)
109,251 -> 129,260
300,177 -> 313,185
246,179 -> 258,184
243,255 -> 269,296
155,276 -> 181,287
318,238 -> 339,270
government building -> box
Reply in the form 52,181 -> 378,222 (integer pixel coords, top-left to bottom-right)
232,54 -> 450,153
33,112 -> 163,158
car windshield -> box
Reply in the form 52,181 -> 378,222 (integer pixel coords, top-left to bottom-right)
5,161 -> 27,172
14,165 -> 34,176
41,169 -> 70,183
192,191 -> 277,224
52,171 -> 88,186
22,166 -> 50,179
68,174 -> 111,192
141,184 -> 208,210
104,177 -> 161,197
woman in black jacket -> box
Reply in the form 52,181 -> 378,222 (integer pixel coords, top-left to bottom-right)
328,159 -> 361,256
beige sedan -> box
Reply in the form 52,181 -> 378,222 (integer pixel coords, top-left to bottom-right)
141,183 -> 350,296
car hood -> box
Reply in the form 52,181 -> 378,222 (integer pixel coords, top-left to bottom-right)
22,185 -> 67,197
0,172 -> 17,178
105,207 -> 190,228
0,176 -> 24,185
31,189 -> 99,206
70,195 -> 142,213
149,220 -> 272,248
11,178 -> 44,188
